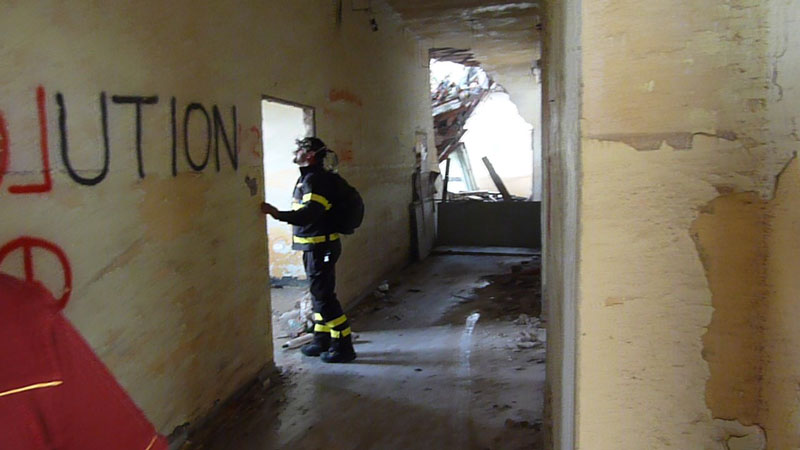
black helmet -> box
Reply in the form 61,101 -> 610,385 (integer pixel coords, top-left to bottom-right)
295,137 -> 328,154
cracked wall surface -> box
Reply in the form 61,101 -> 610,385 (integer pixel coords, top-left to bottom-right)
0,0 -> 433,434
574,0 -> 799,448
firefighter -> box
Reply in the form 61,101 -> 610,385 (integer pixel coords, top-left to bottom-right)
261,137 -> 356,363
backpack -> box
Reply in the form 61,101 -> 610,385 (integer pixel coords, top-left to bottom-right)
330,173 -> 364,234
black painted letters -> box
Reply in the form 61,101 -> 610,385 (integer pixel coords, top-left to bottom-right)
57,92 -> 111,186
111,95 -> 159,179
183,103 -> 212,172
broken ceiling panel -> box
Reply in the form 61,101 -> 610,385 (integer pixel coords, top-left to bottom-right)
430,58 -> 493,161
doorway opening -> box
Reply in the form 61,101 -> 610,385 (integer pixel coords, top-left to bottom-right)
261,96 -> 315,351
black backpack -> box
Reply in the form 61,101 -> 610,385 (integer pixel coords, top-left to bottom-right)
330,173 -> 364,235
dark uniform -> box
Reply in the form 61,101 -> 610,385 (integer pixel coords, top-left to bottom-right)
273,162 -> 355,362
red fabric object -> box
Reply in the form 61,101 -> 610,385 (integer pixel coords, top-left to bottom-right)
0,273 -> 168,450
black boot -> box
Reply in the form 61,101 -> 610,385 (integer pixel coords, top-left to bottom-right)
301,332 -> 330,357
321,334 -> 356,363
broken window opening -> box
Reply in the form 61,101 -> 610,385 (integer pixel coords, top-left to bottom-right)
430,57 -> 539,203
429,53 -> 542,251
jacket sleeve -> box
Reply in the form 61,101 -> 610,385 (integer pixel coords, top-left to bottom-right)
273,202 -> 325,226
272,172 -> 332,226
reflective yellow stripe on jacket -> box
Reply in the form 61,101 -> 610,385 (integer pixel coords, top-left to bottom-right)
293,233 -> 340,244
302,193 -> 332,210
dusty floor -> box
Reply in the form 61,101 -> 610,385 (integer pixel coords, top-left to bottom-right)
188,252 -> 544,450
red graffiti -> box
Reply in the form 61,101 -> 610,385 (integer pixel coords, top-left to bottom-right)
0,86 -> 53,194
328,88 -> 363,107
0,236 -> 72,309
339,148 -> 354,163
0,111 -> 8,189
250,125 -> 262,158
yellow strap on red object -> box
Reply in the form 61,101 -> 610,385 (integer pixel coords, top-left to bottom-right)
145,436 -> 159,450
0,380 -> 63,398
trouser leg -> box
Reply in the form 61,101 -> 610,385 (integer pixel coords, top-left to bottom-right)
304,242 -> 355,362
304,242 -> 344,322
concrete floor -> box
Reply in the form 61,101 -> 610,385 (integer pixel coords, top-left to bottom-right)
190,253 -> 544,450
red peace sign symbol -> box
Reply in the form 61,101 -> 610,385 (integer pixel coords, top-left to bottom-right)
0,237 -> 72,309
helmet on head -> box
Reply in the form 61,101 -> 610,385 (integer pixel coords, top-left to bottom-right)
295,137 -> 328,155
295,137 -> 338,172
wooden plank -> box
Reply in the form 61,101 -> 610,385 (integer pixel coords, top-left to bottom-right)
442,157 -> 451,202
481,156 -> 512,201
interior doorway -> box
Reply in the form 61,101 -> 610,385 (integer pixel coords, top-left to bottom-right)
261,97 -> 315,283
261,96 -> 315,349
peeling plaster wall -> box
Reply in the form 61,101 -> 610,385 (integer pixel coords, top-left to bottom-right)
763,158 -> 800,449
575,0 -> 795,448
692,193 -> 766,426
761,1 -> 800,447
0,0 -> 432,434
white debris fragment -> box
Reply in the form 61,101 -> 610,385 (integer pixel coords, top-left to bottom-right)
378,281 -> 390,292
517,331 -> 535,342
282,333 -> 314,349
278,310 -> 306,337
299,292 -> 314,326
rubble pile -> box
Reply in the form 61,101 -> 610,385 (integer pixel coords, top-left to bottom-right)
275,292 -> 314,338
446,190 -> 527,202
512,313 -> 547,351
430,56 -> 492,163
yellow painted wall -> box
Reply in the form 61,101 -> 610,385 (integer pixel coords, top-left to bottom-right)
0,0 -> 432,435
761,1 -> 800,448
565,0 -> 797,448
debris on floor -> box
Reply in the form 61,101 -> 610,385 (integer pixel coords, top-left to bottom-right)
195,254 -> 544,450
274,292 -> 314,338
445,190 -> 528,202
282,333 -> 314,349
439,255 -> 542,325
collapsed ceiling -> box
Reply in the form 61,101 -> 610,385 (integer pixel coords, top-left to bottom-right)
382,0 -> 542,123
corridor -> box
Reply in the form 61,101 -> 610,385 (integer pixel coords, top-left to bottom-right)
191,253 -> 544,450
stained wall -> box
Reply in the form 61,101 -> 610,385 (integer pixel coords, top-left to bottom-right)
0,0 -> 432,434
761,1 -> 800,447
567,0 -> 799,448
